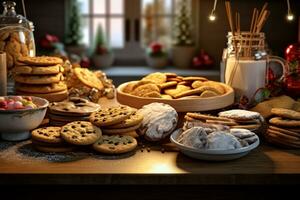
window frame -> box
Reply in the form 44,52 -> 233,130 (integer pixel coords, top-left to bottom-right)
81,0 -> 125,49
66,0 -> 199,65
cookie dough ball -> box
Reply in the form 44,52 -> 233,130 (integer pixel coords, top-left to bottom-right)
177,127 -> 208,149
207,131 -> 242,150
137,102 -> 178,141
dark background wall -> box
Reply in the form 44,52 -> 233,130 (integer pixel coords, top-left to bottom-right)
12,0 -> 66,46
199,0 -> 300,68
4,0 -> 300,69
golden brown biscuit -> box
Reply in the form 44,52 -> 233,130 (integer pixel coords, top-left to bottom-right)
142,72 -> 167,84
199,90 -> 218,98
74,68 -> 104,90
13,64 -> 64,75
18,56 -> 63,66
15,82 -> 67,94
182,76 -> 208,82
158,81 -> 178,89
164,85 -> 191,98
271,108 -> 300,120
173,88 -> 203,99
130,83 -> 160,97
14,73 -> 64,84
269,117 -> 300,127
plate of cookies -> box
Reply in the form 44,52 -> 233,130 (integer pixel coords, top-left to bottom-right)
170,127 -> 260,161
117,72 -> 234,112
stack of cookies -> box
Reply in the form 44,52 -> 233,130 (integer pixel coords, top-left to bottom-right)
90,105 -> 143,138
14,56 -> 68,102
31,126 -> 76,153
48,97 -> 101,126
31,121 -> 102,153
266,108 -> 300,148
122,72 -> 226,99
31,121 -> 138,155
185,109 -> 263,132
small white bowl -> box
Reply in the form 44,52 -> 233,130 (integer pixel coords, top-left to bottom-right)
0,96 -> 49,141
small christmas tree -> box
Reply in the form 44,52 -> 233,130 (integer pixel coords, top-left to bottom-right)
93,24 -> 110,55
173,0 -> 193,46
65,0 -> 82,45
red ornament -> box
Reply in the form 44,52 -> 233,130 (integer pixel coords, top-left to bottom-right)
193,49 -> 213,68
284,42 -> 300,97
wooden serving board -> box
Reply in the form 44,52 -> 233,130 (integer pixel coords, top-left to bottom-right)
117,81 -> 234,112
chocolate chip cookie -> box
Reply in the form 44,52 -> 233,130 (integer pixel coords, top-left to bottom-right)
61,121 -> 102,145
90,105 -> 135,127
31,127 -> 63,144
92,135 -> 137,154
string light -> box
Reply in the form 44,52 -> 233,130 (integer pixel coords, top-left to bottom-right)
208,0 -> 218,22
286,0 -> 294,21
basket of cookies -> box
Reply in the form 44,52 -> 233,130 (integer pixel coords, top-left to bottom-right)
117,72 -> 234,112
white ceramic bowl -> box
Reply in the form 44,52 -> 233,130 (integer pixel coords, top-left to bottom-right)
0,96 -> 49,141
170,129 -> 260,161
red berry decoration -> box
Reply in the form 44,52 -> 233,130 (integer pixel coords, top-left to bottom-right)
150,42 -> 162,54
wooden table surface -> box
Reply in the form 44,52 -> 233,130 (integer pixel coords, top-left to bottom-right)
0,98 -> 299,185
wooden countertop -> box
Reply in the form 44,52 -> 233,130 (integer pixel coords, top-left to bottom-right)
0,98 -> 299,185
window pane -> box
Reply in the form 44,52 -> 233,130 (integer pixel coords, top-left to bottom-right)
93,0 -> 106,14
110,0 -> 124,15
175,0 -> 191,13
82,17 -> 90,45
156,0 -> 172,15
156,17 -> 173,47
78,0 -> 89,14
142,17 -> 155,46
109,18 -> 124,48
142,0 -> 154,16
93,18 -> 107,43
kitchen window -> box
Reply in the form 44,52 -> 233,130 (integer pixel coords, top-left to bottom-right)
76,0 -> 197,64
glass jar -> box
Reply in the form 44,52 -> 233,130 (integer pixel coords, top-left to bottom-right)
0,1 -> 35,73
284,43 -> 300,97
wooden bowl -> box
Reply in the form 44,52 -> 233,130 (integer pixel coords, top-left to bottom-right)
117,81 -> 234,112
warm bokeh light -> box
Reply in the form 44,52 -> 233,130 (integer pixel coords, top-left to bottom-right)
287,13 -> 294,21
209,14 -> 216,21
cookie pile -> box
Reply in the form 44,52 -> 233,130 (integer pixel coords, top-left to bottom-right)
48,97 -> 101,126
14,56 -> 68,102
90,105 -> 143,137
0,30 -> 33,73
266,108 -> 300,148
31,121 -> 138,155
185,109 -> 263,132
66,68 -> 115,102
31,126 -> 76,153
122,72 -> 227,99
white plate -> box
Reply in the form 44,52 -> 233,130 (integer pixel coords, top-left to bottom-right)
170,129 -> 260,161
